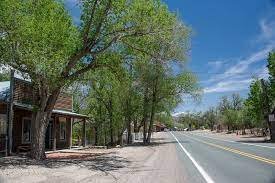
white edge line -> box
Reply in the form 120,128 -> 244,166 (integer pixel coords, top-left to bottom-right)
191,132 -> 275,149
170,132 -> 215,183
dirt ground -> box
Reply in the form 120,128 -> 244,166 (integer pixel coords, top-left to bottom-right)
0,132 -> 186,183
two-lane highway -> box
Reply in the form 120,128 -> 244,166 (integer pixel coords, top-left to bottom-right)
171,131 -> 275,183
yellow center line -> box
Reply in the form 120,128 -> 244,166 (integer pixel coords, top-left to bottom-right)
180,133 -> 275,166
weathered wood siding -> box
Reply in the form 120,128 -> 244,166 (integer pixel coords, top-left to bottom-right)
54,94 -> 72,112
13,79 -> 34,105
13,78 -> 72,111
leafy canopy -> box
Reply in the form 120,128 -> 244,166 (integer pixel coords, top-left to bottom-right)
0,0 -> 181,91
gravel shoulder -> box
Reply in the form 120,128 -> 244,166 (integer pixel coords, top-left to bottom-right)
0,132 -> 186,183
192,130 -> 275,146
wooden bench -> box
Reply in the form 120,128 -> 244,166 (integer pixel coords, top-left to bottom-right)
17,145 -> 31,153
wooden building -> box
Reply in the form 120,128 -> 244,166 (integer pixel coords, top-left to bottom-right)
0,76 -> 87,156
153,122 -> 166,132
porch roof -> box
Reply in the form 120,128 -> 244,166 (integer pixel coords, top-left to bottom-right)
52,109 -> 88,119
14,102 -> 88,119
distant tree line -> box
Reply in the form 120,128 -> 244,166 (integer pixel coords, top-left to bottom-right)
177,52 -> 275,141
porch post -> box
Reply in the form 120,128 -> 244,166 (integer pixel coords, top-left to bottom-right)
69,118 -> 73,148
7,70 -> 14,155
52,117 -> 56,151
82,119 -> 86,147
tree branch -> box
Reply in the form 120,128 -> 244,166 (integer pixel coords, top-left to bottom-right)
121,40 -> 161,60
61,47 -> 90,78
91,35 -> 119,54
83,0 -> 98,45
87,0 -> 112,49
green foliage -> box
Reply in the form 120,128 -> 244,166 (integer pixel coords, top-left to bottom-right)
155,112 -> 174,128
0,71 -> 9,81
203,107 -> 218,130
0,0 -> 79,87
244,79 -> 265,127
0,0 -> 198,149
178,112 -> 204,130
268,52 -> 275,109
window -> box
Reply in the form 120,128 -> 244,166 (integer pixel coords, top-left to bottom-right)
59,117 -> 66,140
22,118 -> 31,143
0,114 -> 7,135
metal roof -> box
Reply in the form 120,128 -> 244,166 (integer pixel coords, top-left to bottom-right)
52,109 -> 88,118
13,101 -> 88,119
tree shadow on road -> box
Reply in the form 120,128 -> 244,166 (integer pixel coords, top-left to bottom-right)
236,139 -> 274,144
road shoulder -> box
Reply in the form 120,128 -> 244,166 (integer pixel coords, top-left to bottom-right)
0,132 -> 187,183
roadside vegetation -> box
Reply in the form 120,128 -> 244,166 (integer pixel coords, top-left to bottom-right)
176,52 -> 275,141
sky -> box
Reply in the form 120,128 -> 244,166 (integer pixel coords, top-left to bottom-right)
162,0 -> 275,115
65,0 -> 275,115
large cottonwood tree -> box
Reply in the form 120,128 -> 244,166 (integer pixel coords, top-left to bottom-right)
0,0 -> 183,159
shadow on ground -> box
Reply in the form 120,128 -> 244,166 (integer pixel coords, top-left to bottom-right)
0,152 -> 130,174
126,139 -> 189,148
236,139 -> 274,144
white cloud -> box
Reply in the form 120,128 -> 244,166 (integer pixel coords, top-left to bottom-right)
224,45 -> 272,75
204,79 -> 252,93
259,19 -> 275,43
202,44 -> 274,94
257,65 -> 269,80
203,44 -> 273,83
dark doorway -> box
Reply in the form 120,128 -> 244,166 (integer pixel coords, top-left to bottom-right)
45,120 -> 53,150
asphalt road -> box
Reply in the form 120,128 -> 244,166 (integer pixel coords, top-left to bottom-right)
171,131 -> 275,183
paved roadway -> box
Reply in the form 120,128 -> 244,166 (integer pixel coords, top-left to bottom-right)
170,131 -> 275,183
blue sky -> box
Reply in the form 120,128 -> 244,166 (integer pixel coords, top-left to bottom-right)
163,0 -> 275,115
65,0 -> 275,115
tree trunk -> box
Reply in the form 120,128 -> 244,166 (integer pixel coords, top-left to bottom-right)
210,122 -> 214,131
109,118 -> 114,146
104,124 -> 107,146
146,90 -> 157,144
127,115 -> 132,144
94,126 -> 98,146
142,88 -> 149,144
143,117 -> 147,144
137,122 -> 143,133
30,111 -> 50,159
146,106 -> 155,143
146,72 -> 158,144
267,120 -> 274,142
242,128 -> 245,135
117,128 -> 125,146
133,117 -> 138,133
30,87 -> 60,160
